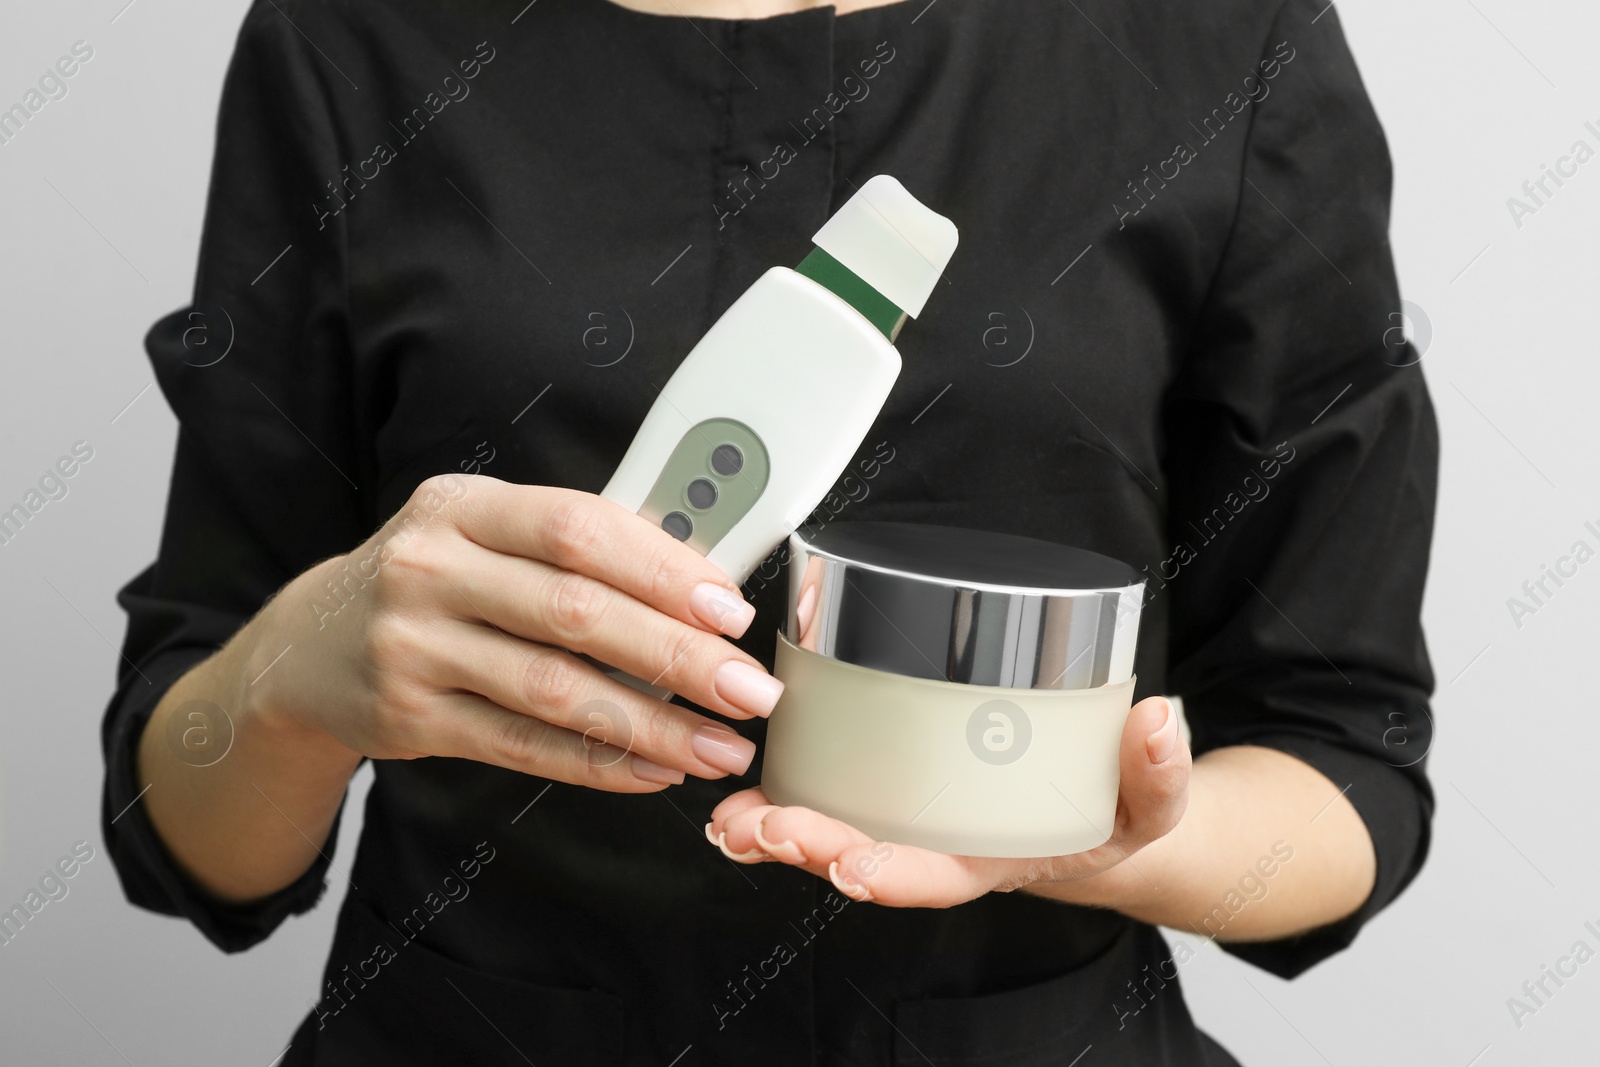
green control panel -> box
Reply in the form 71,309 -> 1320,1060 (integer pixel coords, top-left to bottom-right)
638,418 -> 771,556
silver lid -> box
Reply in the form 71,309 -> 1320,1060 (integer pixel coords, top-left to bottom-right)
783,521 -> 1143,690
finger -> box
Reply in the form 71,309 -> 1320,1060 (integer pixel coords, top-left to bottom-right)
446,479 -> 758,638
1109,696 -> 1191,851
827,840 -> 1022,908
709,786 -> 773,830
707,799 -> 781,864
425,618 -> 760,781
721,803 -> 861,878
722,804 -> 1010,907
444,540 -> 782,720
421,690 -> 689,793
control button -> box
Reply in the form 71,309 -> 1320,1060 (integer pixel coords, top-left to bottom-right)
685,478 -> 718,510
711,443 -> 744,476
662,511 -> 693,541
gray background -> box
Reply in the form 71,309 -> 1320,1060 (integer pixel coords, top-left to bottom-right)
1,0 -> 1595,1063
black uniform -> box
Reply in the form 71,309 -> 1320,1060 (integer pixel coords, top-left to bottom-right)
101,0 -> 1438,1062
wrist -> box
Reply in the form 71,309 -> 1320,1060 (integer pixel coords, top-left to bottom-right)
235,556 -> 363,773
1028,843 -> 1170,911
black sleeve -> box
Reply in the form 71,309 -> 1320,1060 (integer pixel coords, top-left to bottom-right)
99,0 -> 368,953
1161,0 -> 1438,978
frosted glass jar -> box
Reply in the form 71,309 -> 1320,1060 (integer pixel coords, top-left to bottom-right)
760,521 -> 1144,858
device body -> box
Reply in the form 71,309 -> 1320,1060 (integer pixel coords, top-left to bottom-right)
601,266 -> 902,585
592,174 -> 957,700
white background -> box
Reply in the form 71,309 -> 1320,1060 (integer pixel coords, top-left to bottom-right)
0,0 -> 1595,1063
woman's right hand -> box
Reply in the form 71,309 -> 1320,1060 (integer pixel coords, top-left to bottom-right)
248,473 -> 782,791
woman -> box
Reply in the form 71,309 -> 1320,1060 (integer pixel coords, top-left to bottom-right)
101,0 -> 1438,1062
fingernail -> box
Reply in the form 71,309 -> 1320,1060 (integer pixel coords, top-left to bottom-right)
1146,698 -> 1178,765
828,860 -> 874,902
753,822 -> 806,864
631,754 -> 685,785
692,722 -> 756,776
714,660 -> 785,718
689,581 -> 756,638
714,828 -> 768,863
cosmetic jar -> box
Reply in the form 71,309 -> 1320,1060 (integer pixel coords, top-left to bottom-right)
760,521 -> 1144,858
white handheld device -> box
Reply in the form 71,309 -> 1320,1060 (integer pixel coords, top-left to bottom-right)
598,175 -> 958,697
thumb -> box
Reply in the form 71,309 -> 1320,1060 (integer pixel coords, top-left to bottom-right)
1113,695 -> 1191,848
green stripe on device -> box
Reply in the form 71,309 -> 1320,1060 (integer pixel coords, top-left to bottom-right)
794,246 -> 909,342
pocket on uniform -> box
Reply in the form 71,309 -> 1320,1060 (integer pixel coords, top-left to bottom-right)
891,924 -> 1175,1067
299,893 -> 625,1066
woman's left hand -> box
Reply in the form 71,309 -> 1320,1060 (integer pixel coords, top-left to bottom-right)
707,695 -> 1190,907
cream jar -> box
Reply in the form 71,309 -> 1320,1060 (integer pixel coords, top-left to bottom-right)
760,521 -> 1144,858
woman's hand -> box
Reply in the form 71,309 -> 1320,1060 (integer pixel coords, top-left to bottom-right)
249,473 -> 785,791
706,695 -> 1189,907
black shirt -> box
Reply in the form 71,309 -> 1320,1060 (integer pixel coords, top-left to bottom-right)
100,0 -> 1439,1063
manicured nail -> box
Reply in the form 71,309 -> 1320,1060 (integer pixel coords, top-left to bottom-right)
753,822 -> 806,864
689,581 -> 756,637
631,754 -> 685,785
1146,698 -> 1178,765
828,860 -> 873,902
714,828 -> 768,863
714,660 -> 785,718
692,723 -> 756,776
